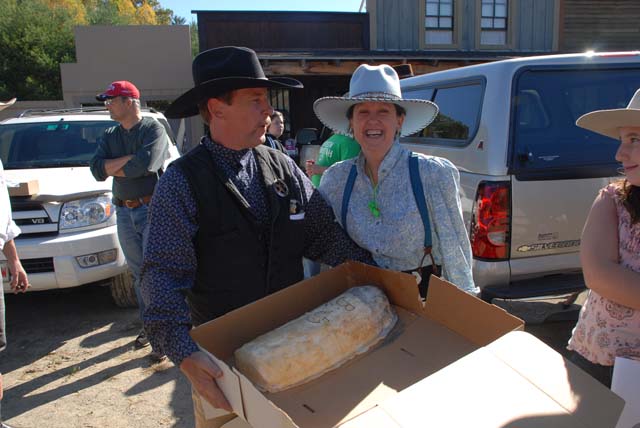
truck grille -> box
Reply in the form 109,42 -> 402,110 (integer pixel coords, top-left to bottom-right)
10,198 -> 58,237
21,257 -> 54,274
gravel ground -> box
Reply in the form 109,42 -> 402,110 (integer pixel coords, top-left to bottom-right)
1,284 -> 193,428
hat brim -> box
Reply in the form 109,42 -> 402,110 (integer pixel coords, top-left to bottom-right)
0,98 -> 17,112
313,96 -> 439,137
96,94 -> 115,101
165,76 -> 303,119
576,109 -> 640,140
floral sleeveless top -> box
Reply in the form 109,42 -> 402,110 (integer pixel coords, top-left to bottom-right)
567,184 -> 640,366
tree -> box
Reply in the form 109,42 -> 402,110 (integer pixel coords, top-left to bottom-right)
190,21 -> 199,58
0,0 -> 76,99
0,0 -> 181,100
171,15 -> 186,25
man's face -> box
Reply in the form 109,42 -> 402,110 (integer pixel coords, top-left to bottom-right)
217,88 -> 273,149
105,97 -> 130,122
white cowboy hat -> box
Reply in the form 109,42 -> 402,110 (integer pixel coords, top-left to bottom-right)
576,88 -> 640,140
0,98 -> 16,112
313,64 -> 438,137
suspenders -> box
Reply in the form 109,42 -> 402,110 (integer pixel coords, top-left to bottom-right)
341,153 -> 440,276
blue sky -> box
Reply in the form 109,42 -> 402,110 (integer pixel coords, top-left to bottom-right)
161,0 -> 365,22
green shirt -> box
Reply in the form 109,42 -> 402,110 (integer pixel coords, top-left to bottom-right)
311,134 -> 361,187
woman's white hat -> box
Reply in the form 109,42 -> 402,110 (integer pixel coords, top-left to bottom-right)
0,98 -> 16,112
576,88 -> 640,140
313,64 -> 438,137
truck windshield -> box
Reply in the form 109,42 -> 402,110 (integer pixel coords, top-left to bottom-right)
0,120 -> 116,169
512,66 -> 640,179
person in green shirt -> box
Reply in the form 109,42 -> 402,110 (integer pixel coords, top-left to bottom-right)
306,133 -> 361,187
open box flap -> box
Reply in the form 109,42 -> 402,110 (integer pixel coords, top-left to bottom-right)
235,369 -> 301,428
422,274 -> 524,346
486,331 -> 625,428
337,406 -> 401,428
369,344 -> 589,428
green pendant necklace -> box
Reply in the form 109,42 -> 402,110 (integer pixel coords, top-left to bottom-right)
369,185 -> 380,218
365,162 -> 381,218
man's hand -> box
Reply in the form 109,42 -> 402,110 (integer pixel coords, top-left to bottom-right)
9,259 -> 28,293
2,239 -> 28,293
180,351 -> 232,412
104,155 -> 134,177
305,160 -> 326,178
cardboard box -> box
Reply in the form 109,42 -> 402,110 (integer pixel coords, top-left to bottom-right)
191,262 -> 624,428
8,180 -> 39,197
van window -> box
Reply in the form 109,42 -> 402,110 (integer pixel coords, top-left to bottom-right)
403,82 -> 483,144
512,67 -> 640,178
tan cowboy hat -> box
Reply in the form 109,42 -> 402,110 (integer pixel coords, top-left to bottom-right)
313,64 -> 438,137
576,88 -> 640,140
0,98 -> 16,112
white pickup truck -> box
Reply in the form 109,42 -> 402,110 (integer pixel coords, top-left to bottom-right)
0,107 -> 180,306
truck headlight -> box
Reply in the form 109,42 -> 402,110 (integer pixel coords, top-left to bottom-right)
60,195 -> 113,230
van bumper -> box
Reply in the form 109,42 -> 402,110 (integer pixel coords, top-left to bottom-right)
2,225 -> 128,292
474,254 -> 585,300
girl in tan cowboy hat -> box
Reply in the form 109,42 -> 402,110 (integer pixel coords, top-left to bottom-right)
314,64 -> 476,297
566,89 -> 640,387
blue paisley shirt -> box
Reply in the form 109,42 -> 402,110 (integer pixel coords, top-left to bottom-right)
140,137 -> 373,366
319,142 -> 477,294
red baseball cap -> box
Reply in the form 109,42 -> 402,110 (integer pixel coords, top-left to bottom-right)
96,81 -> 140,101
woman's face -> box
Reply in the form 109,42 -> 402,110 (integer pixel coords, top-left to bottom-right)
349,102 -> 404,154
617,126 -> 640,186
268,114 -> 285,138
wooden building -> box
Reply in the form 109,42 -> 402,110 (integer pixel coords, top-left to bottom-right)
195,1 -> 635,139
560,0 -> 640,52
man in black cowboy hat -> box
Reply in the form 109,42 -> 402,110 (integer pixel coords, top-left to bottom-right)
140,46 -> 372,427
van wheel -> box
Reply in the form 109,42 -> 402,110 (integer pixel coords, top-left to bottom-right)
109,271 -> 138,308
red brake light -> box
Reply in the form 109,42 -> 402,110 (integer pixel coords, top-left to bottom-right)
470,181 -> 511,260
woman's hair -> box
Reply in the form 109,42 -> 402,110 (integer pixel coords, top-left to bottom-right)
346,103 -> 406,119
615,179 -> 640,223
270,111 -> 284,121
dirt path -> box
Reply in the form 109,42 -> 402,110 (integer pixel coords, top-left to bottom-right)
1,285 -> 193,428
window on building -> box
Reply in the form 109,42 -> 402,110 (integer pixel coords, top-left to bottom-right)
480,0 -> 508,46
425,0 -> 454,45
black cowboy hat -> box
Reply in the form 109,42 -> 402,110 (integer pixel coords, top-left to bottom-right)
165,46 -> 303,118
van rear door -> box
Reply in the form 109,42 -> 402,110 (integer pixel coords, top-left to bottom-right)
508,66 -> 640,276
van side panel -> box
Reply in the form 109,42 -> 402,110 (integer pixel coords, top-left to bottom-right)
509,177 -> 609,260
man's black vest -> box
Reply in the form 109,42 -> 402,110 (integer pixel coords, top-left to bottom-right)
172,144 -> 305,325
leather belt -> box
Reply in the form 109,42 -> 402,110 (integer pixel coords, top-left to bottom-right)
115,195 -> 152,209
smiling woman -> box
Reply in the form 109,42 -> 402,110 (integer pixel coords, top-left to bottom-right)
566,89 -> 640,387
314,64 -> 477,297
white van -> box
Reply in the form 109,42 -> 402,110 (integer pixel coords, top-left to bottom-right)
0,107 -> 179,306
400,51 -> 640,300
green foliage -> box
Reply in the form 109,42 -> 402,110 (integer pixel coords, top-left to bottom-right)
0,0 -> 76,99
0,0 -> 179,100
190,21 -> 199,58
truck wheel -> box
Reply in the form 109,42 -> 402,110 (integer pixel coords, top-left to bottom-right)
109,271 -> 139,308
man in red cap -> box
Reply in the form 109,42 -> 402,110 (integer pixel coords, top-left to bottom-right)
90,80 -> 170,362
